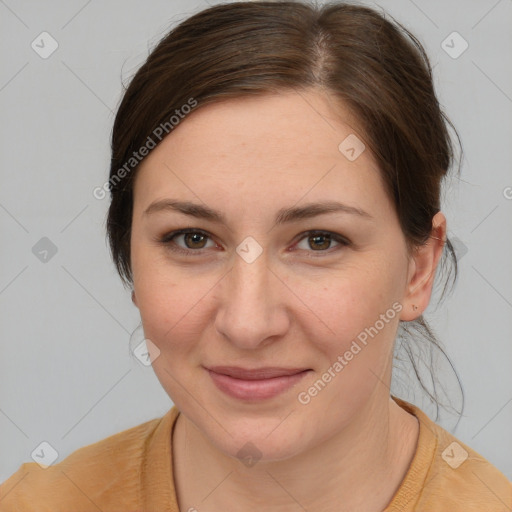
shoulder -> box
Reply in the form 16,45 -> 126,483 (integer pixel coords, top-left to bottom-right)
0,411 -> 173,512
390,396 -> 512,511
423,420 -> 512,510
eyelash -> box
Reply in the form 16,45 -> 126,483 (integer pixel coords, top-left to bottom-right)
158,228 -> 351,258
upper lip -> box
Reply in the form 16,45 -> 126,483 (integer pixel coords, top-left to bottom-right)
206,366 -> 310,380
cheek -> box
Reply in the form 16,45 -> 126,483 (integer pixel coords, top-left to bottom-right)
134,260 -> 222,363
283,259 -> 401,349
137,277 -> 200,345
135,274 -> 208,400
291,267 -> 402,416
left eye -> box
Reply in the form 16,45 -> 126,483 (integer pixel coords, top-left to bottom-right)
160,229 -> 350,256
294,231 -> 349,253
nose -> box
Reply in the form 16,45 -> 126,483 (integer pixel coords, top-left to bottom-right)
214,249 -> 289,350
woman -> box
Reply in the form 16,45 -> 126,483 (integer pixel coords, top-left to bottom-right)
1,1 -> 510,510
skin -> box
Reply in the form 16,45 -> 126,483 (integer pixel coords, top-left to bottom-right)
130,88 -> 446,511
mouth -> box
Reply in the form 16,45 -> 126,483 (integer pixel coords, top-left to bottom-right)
205,366 -> 312,401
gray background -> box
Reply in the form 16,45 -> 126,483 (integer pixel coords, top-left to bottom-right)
1,0 -> 511,482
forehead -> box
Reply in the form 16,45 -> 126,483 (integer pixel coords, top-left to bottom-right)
146,90 -> 366,163
133,89 -> 390,220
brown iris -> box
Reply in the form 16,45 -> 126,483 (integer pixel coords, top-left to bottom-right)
183,232 -> 208,249
308,233 -> 331,251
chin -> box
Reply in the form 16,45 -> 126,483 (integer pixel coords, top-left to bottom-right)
216,429 -> 305,465
184,401 -> 309,463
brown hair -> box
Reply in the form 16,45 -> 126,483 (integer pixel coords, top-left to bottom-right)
106,1 -> 463,416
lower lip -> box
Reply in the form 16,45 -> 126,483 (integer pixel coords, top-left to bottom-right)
207,369 -> 310,401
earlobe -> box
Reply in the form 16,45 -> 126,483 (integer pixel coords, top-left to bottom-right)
400,212 -> 447,321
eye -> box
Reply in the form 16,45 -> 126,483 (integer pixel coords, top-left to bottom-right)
293,230 -> 350,256
160,229 -> 217,255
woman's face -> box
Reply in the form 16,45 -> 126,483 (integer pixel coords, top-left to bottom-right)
130,89 -> 426,461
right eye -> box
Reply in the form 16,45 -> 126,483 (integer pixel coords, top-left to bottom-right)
160,229 -> 218,255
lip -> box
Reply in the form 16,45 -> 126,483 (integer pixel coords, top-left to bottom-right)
205,366 -> 311,401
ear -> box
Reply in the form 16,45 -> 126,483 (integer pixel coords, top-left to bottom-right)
131,290 -> 138,308
400,211 -> 446,321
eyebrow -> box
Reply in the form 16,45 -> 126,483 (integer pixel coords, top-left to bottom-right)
143,199 -> 373,225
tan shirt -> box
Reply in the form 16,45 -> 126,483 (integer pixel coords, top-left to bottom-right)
1,396 -> 511,511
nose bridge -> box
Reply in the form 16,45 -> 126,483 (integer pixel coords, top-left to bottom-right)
232,245 -> 269,299
230,233 -> 271,301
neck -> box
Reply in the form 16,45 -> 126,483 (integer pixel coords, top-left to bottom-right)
172,389 -> 419,512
